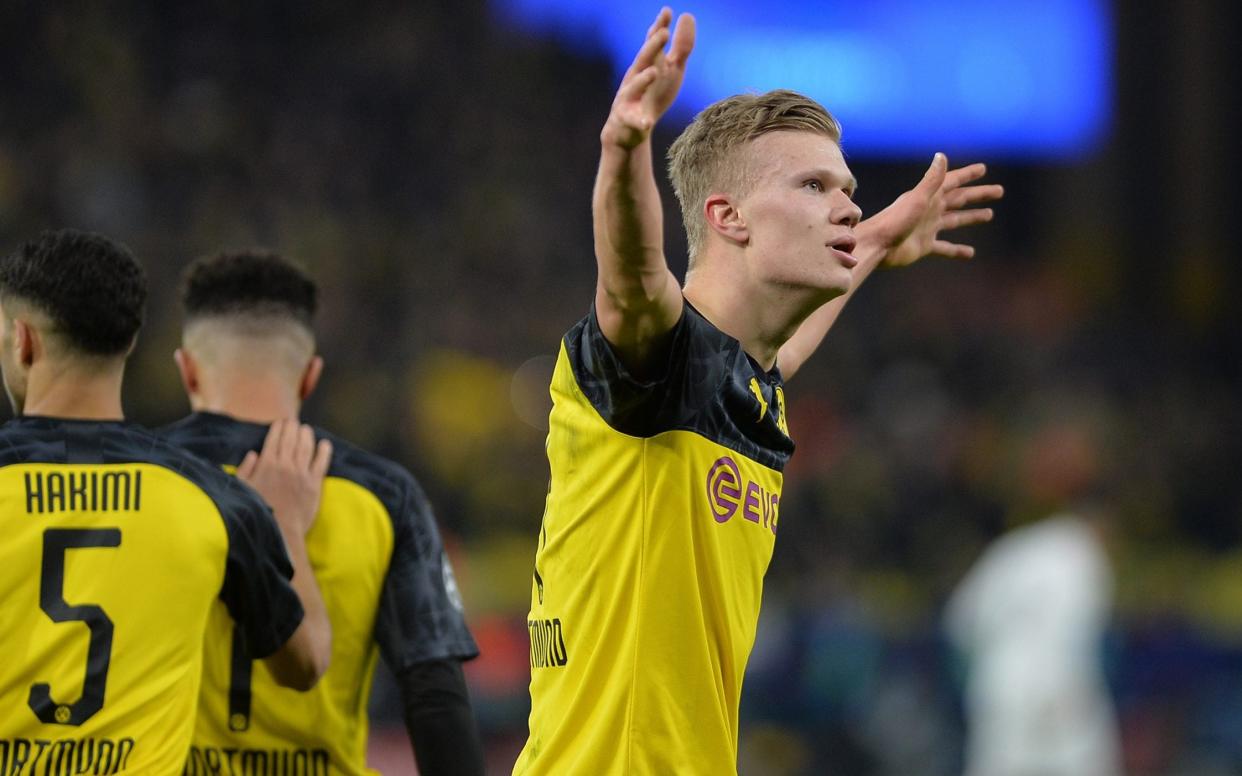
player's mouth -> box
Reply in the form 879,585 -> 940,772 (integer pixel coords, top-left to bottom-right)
828,235 -> 858,268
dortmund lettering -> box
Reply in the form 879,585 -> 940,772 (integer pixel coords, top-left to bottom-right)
0,736 -> 135,774
184,746 -> 331,775
528,618 -> 569,668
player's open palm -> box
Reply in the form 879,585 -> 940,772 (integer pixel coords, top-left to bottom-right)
239,418 -> 333,537
602,8 -> 696,149
864,154 -> 1004,269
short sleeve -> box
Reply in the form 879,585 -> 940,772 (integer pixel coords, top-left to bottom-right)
375,477 -> 479,670
567,303 -> 730,437
217,484 -> 305,659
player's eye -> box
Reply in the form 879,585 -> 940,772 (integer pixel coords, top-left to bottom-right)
803,179 -> 824,192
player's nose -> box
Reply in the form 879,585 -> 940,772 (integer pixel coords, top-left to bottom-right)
832,196 -> 862,228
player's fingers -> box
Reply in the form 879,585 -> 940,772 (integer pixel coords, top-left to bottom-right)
311,438 -> 333,480
275,417 -> 301,462
617,65 -> 660,110
944,162 -> 988,188
645,6 -> 672,39
237,450 -> 259,480
294,423 -> 316,471
669,12 -> 696,66
942,208 -> 993,230
946,183 -> 1005,209
931,240 -> 975,259
624,27 -> 670,79
917,152 -> 948,194
259,419 -> 284,460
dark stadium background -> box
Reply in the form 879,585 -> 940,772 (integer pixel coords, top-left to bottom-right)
1,2 -> 1239,773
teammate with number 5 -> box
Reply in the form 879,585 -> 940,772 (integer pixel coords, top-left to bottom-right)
0,230 -> 332,774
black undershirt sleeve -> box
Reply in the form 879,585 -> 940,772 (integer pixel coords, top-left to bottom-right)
399,658 -> 485,776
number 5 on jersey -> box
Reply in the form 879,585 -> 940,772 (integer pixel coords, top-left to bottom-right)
29,527 -> 122,726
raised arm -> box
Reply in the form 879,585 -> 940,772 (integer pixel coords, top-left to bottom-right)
777,154 -> 1004,378
239,418 -> 334,690
593,8 -> 695,374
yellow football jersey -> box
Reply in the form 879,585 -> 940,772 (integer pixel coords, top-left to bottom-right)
514,304 -> 793,775
0,417 -> 302,775
161,413 -> 478,775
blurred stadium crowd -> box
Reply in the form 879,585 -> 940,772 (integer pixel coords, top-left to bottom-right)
1,2 -> 1239,774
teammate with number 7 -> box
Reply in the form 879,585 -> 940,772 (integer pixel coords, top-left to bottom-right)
515,8 -> 1003,774
162,250 -> 483,775
0,230 -> 331,773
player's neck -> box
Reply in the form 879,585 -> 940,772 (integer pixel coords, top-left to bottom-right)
684,272 -> 817,372
194,377 -> 301,424
21,363 -> 126,420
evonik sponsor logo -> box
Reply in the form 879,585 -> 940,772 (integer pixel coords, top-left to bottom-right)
706,456 -> 779,533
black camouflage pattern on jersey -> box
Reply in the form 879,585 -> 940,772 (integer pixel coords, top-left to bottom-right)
566,302 -> 794,471
0,416 -> 302,657
159,412 -> 479,668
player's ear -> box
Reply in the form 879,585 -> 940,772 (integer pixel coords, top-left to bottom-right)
299,355 -> 323,402
173,348 -> 200,397
704,193 -> 748,245
14,319 -> 38,369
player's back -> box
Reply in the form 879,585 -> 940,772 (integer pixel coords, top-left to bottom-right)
162,411 -> 477,775
0,416 -> 299,774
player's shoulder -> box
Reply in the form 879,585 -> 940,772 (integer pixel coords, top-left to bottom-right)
565,300 -> 739,379
316,426 -> 422,515
158,410 -> 261,463
1,415 -> 265,516
158,412 -> 424,519
0,416 -> 71,464
109,421 -> 269,519
567,297 -> 727,344
561,300 -> 748,431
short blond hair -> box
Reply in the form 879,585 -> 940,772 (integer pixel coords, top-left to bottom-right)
666,90 -> 842,263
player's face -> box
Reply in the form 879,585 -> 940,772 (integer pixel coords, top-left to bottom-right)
0,303 -> 25,414
735,131 -> 862,299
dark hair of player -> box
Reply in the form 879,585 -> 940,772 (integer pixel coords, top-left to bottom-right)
0,229 -> 147,356
181,250 -> 317,327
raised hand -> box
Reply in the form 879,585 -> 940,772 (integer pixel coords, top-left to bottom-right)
859,153 -> 1004,269
601,7 -> 696,149
238,418 -> 333,539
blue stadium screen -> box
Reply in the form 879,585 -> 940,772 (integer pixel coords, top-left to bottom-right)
493,0 -> 1112,158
